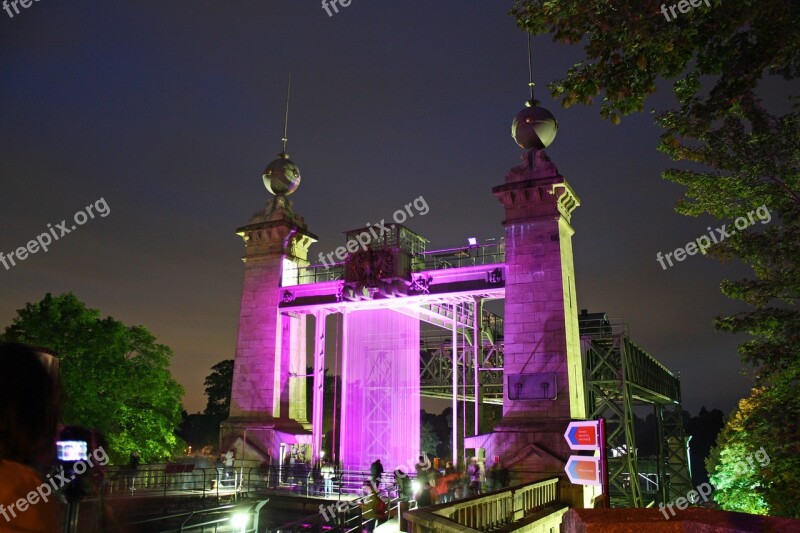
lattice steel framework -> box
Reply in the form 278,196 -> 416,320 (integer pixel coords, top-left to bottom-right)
418,302 -> 505,404
363,349 -> 393,461
581,317 -> 691,508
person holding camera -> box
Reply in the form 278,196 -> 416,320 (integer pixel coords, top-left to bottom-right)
0,342 -> 61,531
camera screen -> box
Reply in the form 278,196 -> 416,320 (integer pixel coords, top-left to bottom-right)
57,440 -> 88,461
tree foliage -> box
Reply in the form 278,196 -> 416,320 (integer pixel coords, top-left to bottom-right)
204,359 -> 233,420
179,359 -> 234,451
513,1 -> 800,516
2,293 -> 185,464
420,421 -> 441,457
707,366 -> 800,518
511,1 -> 800,124
512,2 -> 800,378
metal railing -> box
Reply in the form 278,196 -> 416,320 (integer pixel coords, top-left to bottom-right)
120,501 -> 269,532
269,481 -> 403,533
413,242 -> 505,271
578,317 -> 629,338
105,463 -> 406,501
405,477 -> 560,532
290,240 -> 506,286
294,264 -> 345,285
103,464 -> 252,501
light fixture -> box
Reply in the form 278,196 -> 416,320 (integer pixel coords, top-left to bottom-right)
467,237 -> 478,246
230,512 -> 248,532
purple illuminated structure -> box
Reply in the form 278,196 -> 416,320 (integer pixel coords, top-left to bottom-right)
223,95 -> 590,507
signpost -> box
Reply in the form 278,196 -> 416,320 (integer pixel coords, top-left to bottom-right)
564,419 -> 609,506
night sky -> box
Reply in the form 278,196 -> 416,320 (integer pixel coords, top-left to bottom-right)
3,1 -> 777,416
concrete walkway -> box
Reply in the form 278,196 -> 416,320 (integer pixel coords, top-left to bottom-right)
375,515 -> 402,533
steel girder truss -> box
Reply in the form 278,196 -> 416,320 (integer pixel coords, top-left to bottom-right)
583,331 -> 690,508
660,403 -> 693,502
419,337 -> 504,403
357,297 -> 690,510
418,301 -> 504,403
364,349 -> 392,463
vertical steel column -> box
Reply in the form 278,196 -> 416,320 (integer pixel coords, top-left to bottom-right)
452,303 -> 458,466
655,404 -> 667,504
312,311 -> 327,464
473,296 -> 482,435
620,338 -> 643,507
338,310 -> 349,468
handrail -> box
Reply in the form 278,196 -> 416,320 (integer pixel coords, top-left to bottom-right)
270,481 -> 402,533
292,241 -> 506,285
406,477 -> 560,532
102,464 -> 397,501
121,503 -> 242,531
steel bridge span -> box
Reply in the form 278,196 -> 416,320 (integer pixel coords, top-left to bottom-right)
280,238 -> 691,508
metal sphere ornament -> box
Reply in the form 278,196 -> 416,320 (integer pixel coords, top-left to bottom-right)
511,103 -> 558,150
263,152 -> 301,196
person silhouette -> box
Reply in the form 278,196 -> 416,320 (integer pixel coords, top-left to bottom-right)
0,342 -> 61,531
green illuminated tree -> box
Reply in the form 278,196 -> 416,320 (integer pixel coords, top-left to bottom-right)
2,293 -> 185,464
707,365 -> 800,518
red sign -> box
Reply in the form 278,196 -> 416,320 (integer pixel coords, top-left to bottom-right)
564,421 -> 600,451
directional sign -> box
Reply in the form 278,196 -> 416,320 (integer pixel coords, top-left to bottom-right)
564,420 -> 600,451
564,456 -> 601,486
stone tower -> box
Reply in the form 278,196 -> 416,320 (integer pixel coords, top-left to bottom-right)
466,102 -> 595,508
221,150 -> 317,460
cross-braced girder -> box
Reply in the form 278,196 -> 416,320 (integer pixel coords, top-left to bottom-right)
581,319 -> 690,509
419,336 -> 504,403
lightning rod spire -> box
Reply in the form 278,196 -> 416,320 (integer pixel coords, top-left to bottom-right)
527,33 -> 537,107
281,74 -> 291,153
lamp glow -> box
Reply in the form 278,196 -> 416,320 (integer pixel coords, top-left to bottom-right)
230,512 -> 248,532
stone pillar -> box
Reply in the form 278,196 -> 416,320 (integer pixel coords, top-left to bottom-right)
492,154 -> 586,422
465,147 -> 594,508
311,311 -> 327,463
222,196 -> 317,460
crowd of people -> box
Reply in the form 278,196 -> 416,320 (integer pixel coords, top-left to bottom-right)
408,456 -> 510,507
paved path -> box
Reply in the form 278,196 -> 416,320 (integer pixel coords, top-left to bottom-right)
375,516 -> 402,533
